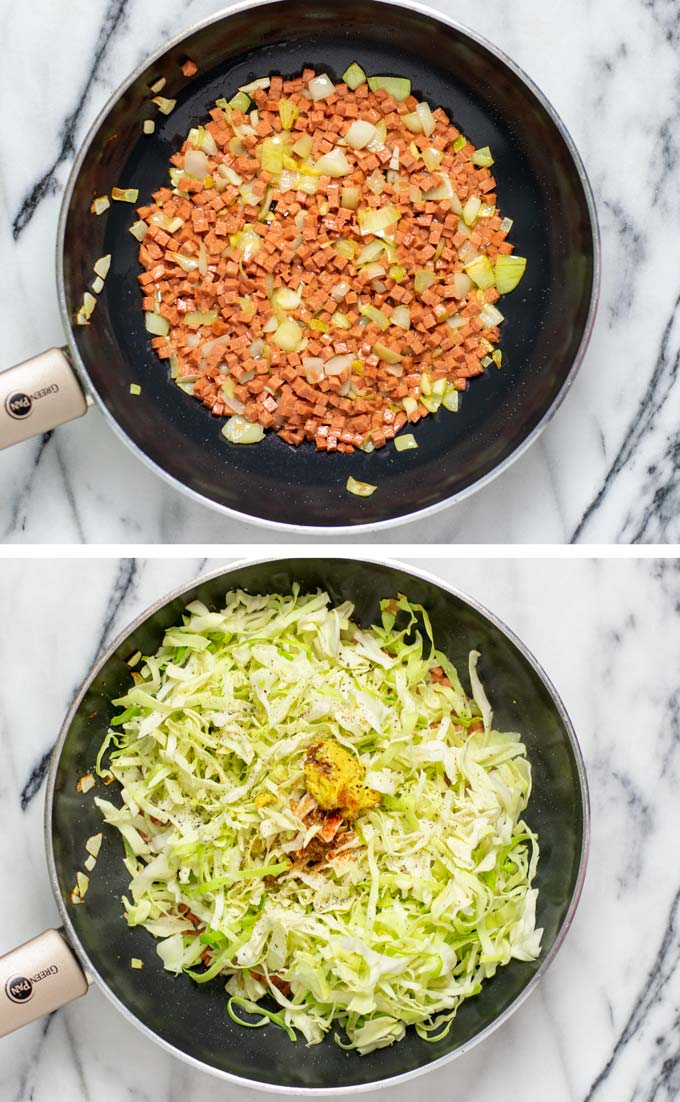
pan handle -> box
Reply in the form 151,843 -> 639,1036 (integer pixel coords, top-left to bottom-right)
0,928 -> 89,1037
0,348 -> 89,450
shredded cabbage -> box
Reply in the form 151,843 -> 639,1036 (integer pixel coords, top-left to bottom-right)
95,588 -> 541,1054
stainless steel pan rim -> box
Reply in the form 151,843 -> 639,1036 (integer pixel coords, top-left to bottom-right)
44,555 -> 591,1094
55,0 -> 601,536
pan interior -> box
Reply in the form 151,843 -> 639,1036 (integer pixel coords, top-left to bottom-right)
62,0 -> 595,528
51,560 -> 586,1090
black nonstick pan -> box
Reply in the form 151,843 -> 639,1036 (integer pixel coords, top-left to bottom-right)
0,558 -> 589,1092
0,0 -> 599,532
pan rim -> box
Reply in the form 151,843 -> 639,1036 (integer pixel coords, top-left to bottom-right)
55,0 -> 600,535
44,554 -> 590,1094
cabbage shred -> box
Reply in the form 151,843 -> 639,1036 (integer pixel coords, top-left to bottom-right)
95,588 -> 542,1054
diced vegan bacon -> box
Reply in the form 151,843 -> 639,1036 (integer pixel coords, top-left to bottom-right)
136,68 -> 522,452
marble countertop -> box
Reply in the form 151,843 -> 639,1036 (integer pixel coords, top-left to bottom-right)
2,555 -> 679,1101
1,0 -> 678,543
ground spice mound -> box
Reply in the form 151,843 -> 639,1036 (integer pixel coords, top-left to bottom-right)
136,68 -> 519,453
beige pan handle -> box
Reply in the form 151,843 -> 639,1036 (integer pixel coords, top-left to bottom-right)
0,929 -> 89,1036
0,348 -> 89,449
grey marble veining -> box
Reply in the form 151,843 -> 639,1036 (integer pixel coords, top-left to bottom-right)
1,556 -> 680,1100
1,0 -> 679,542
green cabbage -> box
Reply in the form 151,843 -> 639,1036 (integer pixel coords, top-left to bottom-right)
95,588 -> 541,1054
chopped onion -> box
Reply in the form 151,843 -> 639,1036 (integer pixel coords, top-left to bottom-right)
415,101 -> 436,137
93,254 -> 111,280
143,119 -> 155,135
272,317 -> 303,350
403,111 -> 424,133
357,205 -> 401,237
239,77 -> 270,93
453,272 -> 472,298
293,133 -> 313,159
331,281 -> 350,301
360,304 -> 390,331
462,195 -> 482,226
373,341 -> 402,364
315,148 -> 352,177
76,773 -> 95,793
346,475 -> 377,497
495,254 -> 527,294
186,332 -> 201,348
446,313 -> 467,329
145,312 -> 170,336
390,305 -> 411,329
366,169 -> 386,195
112,187 -> 139,203
272,287 -> 301,311
464,255 -> 496,290
367,75 -> 411,101
168,251 -> 198,272
185,309 -> 218,328
152,96 -> 176,115
185,149 -> 210,178
92,276 -> 104,294
471,145 -> 495,167
302,356 -> 325,383
480,303 -> 505,328
217,163 -> 243,185
342,62 -> 366,90
149,77 -> 166,94
308,73 -> 335,101
331,310 -> 351,329
394,433 -> 418,451
346,119 -> 376,149
90,195 -> 110,215
222,415 -> 265,443
198,240 -> 208,276
263,315 -> 278,333
85,832 -> 102,858
324,353 -> 354,376
366,121 -> 387,153
384,362 -> 404,376
422,147 -> 442,171
414,270 -> 437,293
249,338 -> 265,358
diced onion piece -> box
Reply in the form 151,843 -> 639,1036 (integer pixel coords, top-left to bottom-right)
464,255 -> 496,290
339,187 -> 358,210
446,313 -> 466,329
131,958 -> 143,969
394,433 -> 418,451
415,101 -> 436,137
402,112 -> 423,133
324,353 -> 354,376
261,135 -> 285,174
198,241 -> 208,277
389,265 -> 406,284
479,203 -> 496,218
149,77 -> 166,94
453,134 -> 467,153
86,833 -> 103,858
217,163 -> 243,185
185,310 -> 217,328
76,773 -> 95,793
92,276 -> 104,295
334,239 -> 357,259
272,287 -> 301,311
167,251 -> 197,272
239,77 -> 270,93
453,272 -> 472,298
93,254 -> 111,280
84,855 -> 96,872
414,270 -> 436,293
185,149 -> 210,178
272,99 -> 297,132
357,205 -> 401,237
366,121 -> 387,153
402,396 -> 418,416
360,304 -> 390,331
365,263 -> 386,280
471,145 -> 494,167
143,120 -> 155,134
112,187 -> 139,203
500,216 -> 514,234
90,195 -> 110,215
76,872 -> 89,898
145,312 -> 170,336
422,147 -> 443,172
70,888 -> 84,905
366,169 -> 386,195
129,383 -> 141,395
357,239 -> 387,266
346,475 -> 377,497
360,435 -> 375,453
462,195 -> 482,226
314,148 -> 352,177
390,305 -> 411,329
331,310 -> 351,329
443,383 -> 460,411
492,349 -> 503,368
331,280 -> 350,301
495,255 -> 527,294
228,91 -> 251,112
343,62 -> 366,90
292,132 -> 313,159
272,318 -> 302,351
78,293 -> 97,322
222,416 -> 265,444
152,96 -> 176,115
302,356 -> 325,383
308,73 -> 335,101
480,303 -> 505,328
367,75 -> 411,101
346,119 -> 377,150
373,342 -> 402,364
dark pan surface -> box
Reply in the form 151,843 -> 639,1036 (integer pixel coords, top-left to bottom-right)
60,0 -> 597,529
49,560 -> 587,1091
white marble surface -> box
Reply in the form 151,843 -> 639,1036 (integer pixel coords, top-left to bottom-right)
1,0 -> 679,543
1,555 -> 680,1101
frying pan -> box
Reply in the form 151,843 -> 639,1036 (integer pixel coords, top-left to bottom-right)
0,558 -> 589,1092
0,0 -> 598,532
